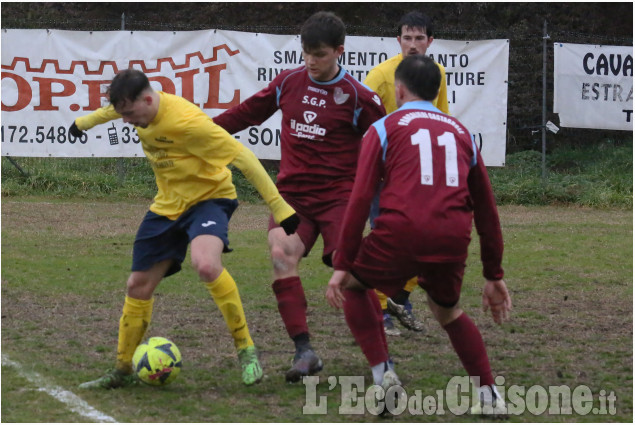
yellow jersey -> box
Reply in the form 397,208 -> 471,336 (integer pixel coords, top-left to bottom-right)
76,92 -> 293,222
364,53 -> 450,115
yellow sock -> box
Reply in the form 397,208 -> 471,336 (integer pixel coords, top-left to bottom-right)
375,290 -> 388,310
404,276 -> 418,292
206,269 -> 254,351
116,296 -> 154,374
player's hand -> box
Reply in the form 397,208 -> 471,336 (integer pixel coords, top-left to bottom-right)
69,121 -> 85,138
482,279 -> 512,325
280,213 -> 300,235
326,270 -> 348,309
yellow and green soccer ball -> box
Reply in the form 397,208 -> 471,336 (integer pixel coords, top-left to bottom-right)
132,337 -> 182,386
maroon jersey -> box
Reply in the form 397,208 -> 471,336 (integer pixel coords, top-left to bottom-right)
213,66 -> 385,196
334,100 -> 504,280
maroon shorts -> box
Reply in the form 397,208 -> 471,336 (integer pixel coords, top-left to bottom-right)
268,192 -> 349,267
351,232 -> 466,307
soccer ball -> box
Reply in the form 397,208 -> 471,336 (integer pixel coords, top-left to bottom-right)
132,337 -> 182,386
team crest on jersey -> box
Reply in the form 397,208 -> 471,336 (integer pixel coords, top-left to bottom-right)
333,87 -> 349,105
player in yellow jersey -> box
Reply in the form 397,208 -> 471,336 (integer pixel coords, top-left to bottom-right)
364,11 -> 450,337
71,69 -> 299,389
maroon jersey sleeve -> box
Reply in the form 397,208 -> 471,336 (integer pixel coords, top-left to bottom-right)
468,149 -> 505,280
212,73 -> 284,134
356,86 -> 386,133
333,126 -> 384,271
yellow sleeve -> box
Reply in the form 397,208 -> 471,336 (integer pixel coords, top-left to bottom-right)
364,68 -> 390,108
230,146 -> 296,224
75,105 -> 121,130
436,64 -> 451,115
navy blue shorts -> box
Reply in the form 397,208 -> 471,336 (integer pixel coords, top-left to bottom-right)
132,198 -> 238,277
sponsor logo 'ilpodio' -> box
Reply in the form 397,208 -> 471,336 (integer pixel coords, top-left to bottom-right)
290,119 -> 326,137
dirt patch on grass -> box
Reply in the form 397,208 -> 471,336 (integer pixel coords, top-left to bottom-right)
1,199 -> 270,238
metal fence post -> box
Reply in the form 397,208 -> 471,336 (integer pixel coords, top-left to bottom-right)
541,20 -> 549,181
117,12 -> 126,185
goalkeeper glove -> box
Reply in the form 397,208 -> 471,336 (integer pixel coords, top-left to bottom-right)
69,121 -> 85,138
280,214 -> 300,235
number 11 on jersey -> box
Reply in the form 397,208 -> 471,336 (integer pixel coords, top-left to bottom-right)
411,129 -> 459,187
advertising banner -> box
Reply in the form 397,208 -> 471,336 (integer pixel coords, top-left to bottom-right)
2,29 -> 508,165
554,43 -> 633,131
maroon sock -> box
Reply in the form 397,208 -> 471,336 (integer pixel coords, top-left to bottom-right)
343,289 -> 388,366
272,277 -> 308,338
368,289 -> 389,355
443,312 -> 494,386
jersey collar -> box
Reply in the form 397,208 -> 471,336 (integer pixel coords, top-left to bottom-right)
308,65 -> 347,85
398,100 -> 442,113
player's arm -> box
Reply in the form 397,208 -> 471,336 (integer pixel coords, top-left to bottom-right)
363,68 -> 388,103
213,81 -> 280,135
467,148 -> 504,280
70,105 -> 122,136
436,64 -> 451,115
467,147 -> 511,323
230,145 -> 298,234
327,127 -> 383,309
356,89 -> 387,132
189,118 -> 298,234
332,126 -> 384,272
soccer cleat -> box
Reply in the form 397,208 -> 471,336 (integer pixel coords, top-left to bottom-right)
238,345 -> 263,386
378,370 -> 407,417
383,313 -> 401,336
78,369 -> 138,390
470,398 -> 508,416
387,299 -> 425,332
285,348 -> 323,383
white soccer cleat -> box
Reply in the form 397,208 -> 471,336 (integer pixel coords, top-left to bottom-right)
470,397 -> 507,416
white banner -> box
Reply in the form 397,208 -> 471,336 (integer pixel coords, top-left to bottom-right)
2,29 -> 508,165
553,43 -> 633,130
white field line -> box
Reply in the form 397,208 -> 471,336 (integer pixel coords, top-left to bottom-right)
1,354 -> 118,423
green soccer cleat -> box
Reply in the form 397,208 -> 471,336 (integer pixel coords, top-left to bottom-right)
78,369 -> 138,390
238,345 -> 263,386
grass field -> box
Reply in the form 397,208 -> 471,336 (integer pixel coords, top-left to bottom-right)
1,198 -> 632,422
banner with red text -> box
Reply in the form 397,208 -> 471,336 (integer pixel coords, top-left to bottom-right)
2,29 -> 508,165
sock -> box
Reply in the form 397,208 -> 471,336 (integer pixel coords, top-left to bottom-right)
206,268 -> 254,351
292,332 -> 312,354
391,288 -> 410,305
272,276 -> 309,339
371,361 -> 391,385
116,295 -> 154,374
375,289 -> 388,310
477,384 -> 502,405
368,289 -> 389,356
343,289 -> 388,367
404,276 -> 419,292
443,312 -> 494,386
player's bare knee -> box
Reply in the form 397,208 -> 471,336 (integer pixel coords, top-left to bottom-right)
126,274 -> 154,299
195,261 -> 223,283
269,245 -> 296,273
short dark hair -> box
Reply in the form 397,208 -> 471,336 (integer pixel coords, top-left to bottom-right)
108,69 -> 151,108
395,55 -> 441,101
397,11 -> 433,38
301,11 -> 346,50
